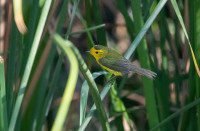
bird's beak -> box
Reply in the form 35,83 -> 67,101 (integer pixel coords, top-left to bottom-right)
86,51 -> 90,53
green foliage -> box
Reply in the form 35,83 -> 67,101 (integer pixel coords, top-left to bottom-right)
0,58 -> 8,131
1,0 -> 200,130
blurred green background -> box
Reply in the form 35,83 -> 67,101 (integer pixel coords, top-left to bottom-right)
0,0 -> 200,130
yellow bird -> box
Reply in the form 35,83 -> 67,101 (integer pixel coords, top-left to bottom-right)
89,45 -> 156,79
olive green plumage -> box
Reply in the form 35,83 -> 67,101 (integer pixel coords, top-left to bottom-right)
90,45 -> 156,79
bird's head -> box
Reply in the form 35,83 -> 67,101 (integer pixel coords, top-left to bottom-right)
89,45 -> 108,60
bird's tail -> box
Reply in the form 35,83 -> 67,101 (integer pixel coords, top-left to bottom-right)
130,65 -> 157,79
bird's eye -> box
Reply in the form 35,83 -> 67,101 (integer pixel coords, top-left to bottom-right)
95,51 -> 98,54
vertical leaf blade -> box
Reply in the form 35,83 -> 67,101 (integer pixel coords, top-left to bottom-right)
131,0 -> 160,130
0,57 -> 8,131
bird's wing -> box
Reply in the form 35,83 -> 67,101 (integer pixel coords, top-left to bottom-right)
99,57 -> 130,74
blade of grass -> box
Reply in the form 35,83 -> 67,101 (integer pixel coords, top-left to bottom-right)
170,0 -> 200,77
110,82 -> 134,130
8,0 -> 53,130
39,0 -> 45,7
80,71 -> 108,125
76,8 -> 96,46
143,0 -> 155,21
124,0 -> 167,59
56,0 -> 70,33
85,0 -> 93,48
69,24 -> 105,36
36,54 -> 63,131
85,0 -> 92,27
151,98 -> 200,131
6,20 -> 19,119
131,0 -> 160,130
65,0 -> 80,39
78,80 -> 115,131
52,35 -> 79,131
0,57 -> 8,131
155,8 -> 172,130
53,34 -> 110,131
159,10 -> 168,72
20,0 -> 39,77
91,0 -> 106,45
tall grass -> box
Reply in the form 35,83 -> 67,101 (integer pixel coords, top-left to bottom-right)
0,57 -> 8,131
0,0 -> 200,130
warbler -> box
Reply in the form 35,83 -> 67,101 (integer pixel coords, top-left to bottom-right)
89,45 -> 156,79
